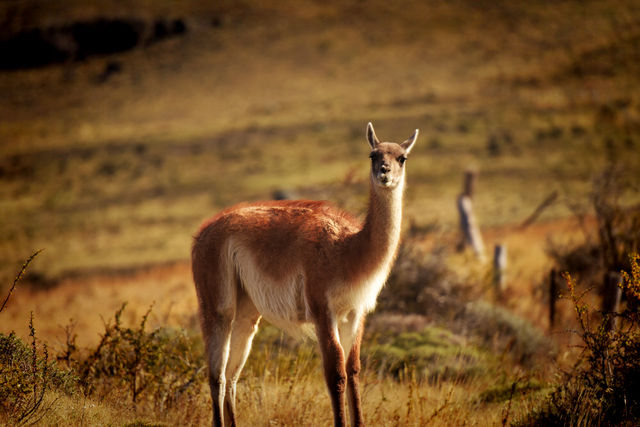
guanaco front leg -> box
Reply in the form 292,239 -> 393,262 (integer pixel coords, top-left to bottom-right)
316,315 -> 348,427
345,320 -> 365,427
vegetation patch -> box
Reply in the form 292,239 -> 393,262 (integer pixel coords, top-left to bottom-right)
478,379 -> 545,404
65,303 -> 205,410
380,240 -> 554,366
0,317 -> 77,425
519,255 -> 640,426
460,300 -> 553,366
365,326 -> 495,383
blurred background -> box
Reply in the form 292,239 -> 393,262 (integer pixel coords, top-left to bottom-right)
1,0 -> 640,425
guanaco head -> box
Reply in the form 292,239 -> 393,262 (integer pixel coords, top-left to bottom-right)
366,122 -> 419,190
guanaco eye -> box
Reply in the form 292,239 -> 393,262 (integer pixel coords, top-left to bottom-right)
398,156 -> 407,165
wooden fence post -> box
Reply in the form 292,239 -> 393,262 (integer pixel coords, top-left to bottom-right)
457,170 -> 485,260
493,244 -> 507,295
463,169 -> 475,199
602,271 -> 622,332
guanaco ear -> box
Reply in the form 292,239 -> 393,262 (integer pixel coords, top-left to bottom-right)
401,129 -> 419,154
367,122 -> 380,149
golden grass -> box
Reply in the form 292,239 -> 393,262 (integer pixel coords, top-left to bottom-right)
2,0 -> 640,424
7,363 -> 545,426
1,216 -> 576,425
2,263 -> 197,347
1,215 -> 585,349
1,214 -> 569,426
234,374 -> 531,427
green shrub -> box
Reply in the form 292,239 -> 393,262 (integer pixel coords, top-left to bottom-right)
460,300 -> 554,366
364,325 -> 494,382
379,238 -> 552,366
0,314 -> 77,425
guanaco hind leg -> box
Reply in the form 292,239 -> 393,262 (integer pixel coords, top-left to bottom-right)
204,311 -> 233,427
195,253 -> 238,427
223,294 -> 261,426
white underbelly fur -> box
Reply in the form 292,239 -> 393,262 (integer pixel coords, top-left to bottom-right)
229,240 -> 314,338
227,239 -> 390,339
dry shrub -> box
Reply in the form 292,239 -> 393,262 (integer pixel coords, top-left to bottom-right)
546,241 -> 601,287
549,164 -> 640,290
367,313 -> 431,334
455,301 -> 553,366
0,250 -> 76,425
2,305 -> 207,425
0,314 -> 77,425
379,241 -> 466,317
64,303 -> 205,412
519,255 -> 640,426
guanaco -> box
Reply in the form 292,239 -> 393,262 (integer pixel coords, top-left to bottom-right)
192,122 -> 419,426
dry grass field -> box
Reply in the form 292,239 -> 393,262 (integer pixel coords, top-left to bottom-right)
2,0 -> 640,425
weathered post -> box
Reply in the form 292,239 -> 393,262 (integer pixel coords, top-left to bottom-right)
463,169 -> 475,199
493,244 -> 507,295
456,170 -> 485,260
601,271 -> 622,332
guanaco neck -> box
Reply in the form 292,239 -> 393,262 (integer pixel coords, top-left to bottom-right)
351,174 -> 405,277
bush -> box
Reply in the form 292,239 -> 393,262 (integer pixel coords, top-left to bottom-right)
379,240 -> 466,317
0,250 -> 76,425
1,251 -> 206,422
548,164 -> 640,290
69,303 -> 205,411
457,301 -> 554,366
0,314 -> 77,425
378,239 -> 552,366
519,254 -> 640,426
1,303 -> 206,424
364,325 -> 494,383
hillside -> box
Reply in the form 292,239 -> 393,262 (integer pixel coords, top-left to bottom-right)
2,0 -> 639,284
